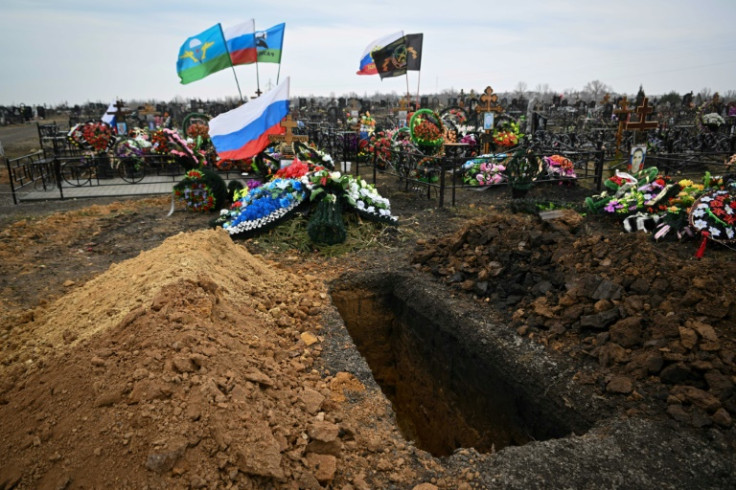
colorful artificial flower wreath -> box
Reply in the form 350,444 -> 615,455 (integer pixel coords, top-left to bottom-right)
173,168 -> 227,212
68,121 -> 115,153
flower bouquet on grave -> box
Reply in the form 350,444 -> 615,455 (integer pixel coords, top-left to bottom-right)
585,167 -> 658,214
68,121 -> 116,153
701,112 -> 725,131
543,155 -> 577,182
112,136 -> 147,172
461,157 -> 507,187
274,158 -> 312,180
492,119 -> 523,149
689,183 -> 736,257
293,142 -> 335,171
215,177 -> 309,237
173,168 -> 228,212
366,131 -> 393,169
307,169 -> 398,225
151,128 -> 204,170
409,109 -> 444,155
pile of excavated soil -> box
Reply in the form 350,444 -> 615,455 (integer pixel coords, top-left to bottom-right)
0,228 -> 441,489
412,209 -> 736,430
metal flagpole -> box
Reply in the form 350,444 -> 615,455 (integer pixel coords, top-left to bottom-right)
218,23 -> 243,102
416,70 -> 421,108
254,22 -> 262,97
405,72 -> 411,108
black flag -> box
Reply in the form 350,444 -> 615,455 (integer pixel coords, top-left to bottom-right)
372,33 -> 423,79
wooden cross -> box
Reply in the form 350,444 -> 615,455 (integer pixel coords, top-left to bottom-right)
614,97 -> 633,153
626,97 -> 658,132
106,100 -> 131,123
476,86 -> 504,115
138,104 -> 160,118
268,115 -> 308,153
476,86 -> 505,154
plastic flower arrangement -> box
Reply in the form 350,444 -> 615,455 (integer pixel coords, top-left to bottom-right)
462,158 -> 507,186
360,112 -> 376,135
654,173 -> 727,240
173,169 -> 227,212
151,128 -> 204,169
113,137 -> 146,171
294,142 -> 335,171
186,121 -> 210,141
493,120 -> 523,148
275,159 -> 313,179
218,178 -> 308,236
68,121 -> 115,153
689,187 -> 736,242
448,108 -> 467,125
367,131 -> 393,168
702,112 -> 725,128
409,109 -> 444,151
307,169 -> 398,224
543,155 -> 577,180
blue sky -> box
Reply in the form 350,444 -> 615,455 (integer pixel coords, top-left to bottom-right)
1,0 -> 734,106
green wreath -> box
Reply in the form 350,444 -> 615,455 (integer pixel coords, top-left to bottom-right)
409,109 -> 444,154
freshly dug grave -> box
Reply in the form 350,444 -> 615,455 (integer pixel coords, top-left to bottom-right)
0,228 -> 438,489
411,208 -> 736,430
1,182 -> 735,488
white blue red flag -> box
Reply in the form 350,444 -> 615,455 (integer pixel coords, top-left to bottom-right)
223,19 -> 257,66
356,31 -> 404,75
209,77 -> 290,161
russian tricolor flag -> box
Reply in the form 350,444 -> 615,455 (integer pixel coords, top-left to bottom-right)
223,20 -> 257,66
209,77 -> 290,161
356,31 -> 403,75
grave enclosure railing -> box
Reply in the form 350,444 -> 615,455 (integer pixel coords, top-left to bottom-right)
357,145 -> 606,208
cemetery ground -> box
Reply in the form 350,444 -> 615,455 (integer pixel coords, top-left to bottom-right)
1,124 -> 735,489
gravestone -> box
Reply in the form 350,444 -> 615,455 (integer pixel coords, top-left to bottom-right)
420,96 -> 429,108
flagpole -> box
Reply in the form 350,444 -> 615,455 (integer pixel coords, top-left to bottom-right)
405,72 -> 411,108
230,65 -> 244,102
254,21 -> 262,97
416,70 -> 421,108
218,23 -> 244,102
276,27 -> 284,85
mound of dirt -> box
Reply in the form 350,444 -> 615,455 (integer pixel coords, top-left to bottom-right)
0,228 -> 436,489
411,208 -> 736,429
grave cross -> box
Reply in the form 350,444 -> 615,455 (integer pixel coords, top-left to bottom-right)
268,115 -> 308,154
613,96 -> 633,153
138,104 -> 160,118
626,97 -> 658,132
106,100 -> 130,123
476,86 -> 505,154
476,86 -> 504,115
